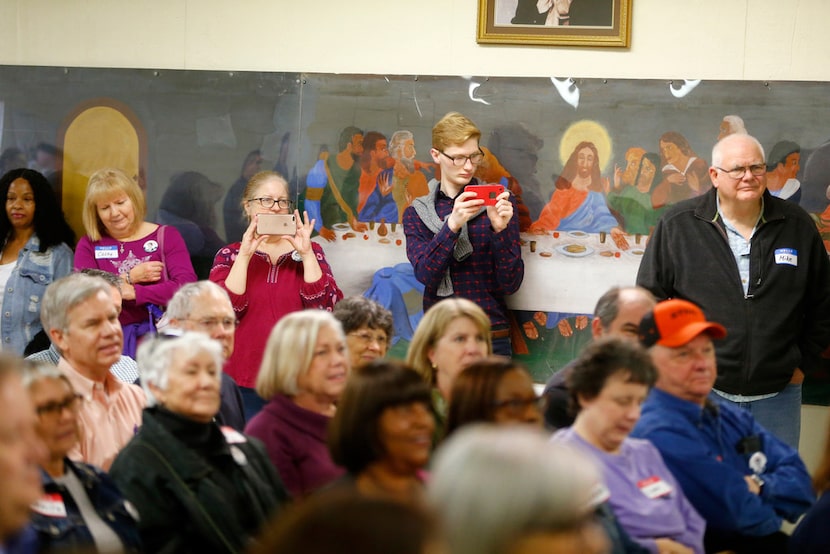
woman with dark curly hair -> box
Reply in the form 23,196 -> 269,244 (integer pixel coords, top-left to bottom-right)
554,337 -> 704,553
332,295 -> 394,370
328,360 -> 434,504
0,168 -> 74,354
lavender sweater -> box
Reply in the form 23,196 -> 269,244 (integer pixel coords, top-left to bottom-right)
554,427 -> 705,554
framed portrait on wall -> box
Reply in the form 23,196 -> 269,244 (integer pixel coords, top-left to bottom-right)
478,0 -> 632,47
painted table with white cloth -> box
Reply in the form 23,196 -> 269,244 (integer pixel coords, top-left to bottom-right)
314,224 -> 645,315
507,230 -> 644,313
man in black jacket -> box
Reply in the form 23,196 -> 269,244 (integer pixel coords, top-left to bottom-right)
637,133 -> 830,448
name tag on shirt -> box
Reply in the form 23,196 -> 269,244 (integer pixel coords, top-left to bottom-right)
589,482 -> 611,507
774,248 -> 797,267
94,245 -> 119,259
31,493 -> 67,518
637,476 -> 673,499
221,426 -> 248,444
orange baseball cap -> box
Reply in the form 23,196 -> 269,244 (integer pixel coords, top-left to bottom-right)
639,299 -> 727,348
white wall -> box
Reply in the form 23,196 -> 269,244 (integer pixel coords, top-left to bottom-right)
2,0 -> 830,81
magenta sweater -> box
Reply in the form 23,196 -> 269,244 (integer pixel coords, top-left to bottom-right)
245,393 -> 345,497
209,242 -> 342,388
74,225 -> 197,326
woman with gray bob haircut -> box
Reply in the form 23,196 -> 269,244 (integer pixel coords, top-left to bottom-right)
428,425 -> 609,554
110,331 -> 288,553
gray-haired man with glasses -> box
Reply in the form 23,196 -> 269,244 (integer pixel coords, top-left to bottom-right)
637,133 -> 830,449
166,280 -> 246,431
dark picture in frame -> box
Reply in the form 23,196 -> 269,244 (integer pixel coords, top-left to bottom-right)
478,0 -> 632,47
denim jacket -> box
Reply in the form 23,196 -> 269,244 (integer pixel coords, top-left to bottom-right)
31,459 -> 142,553
1,234 -> 72,354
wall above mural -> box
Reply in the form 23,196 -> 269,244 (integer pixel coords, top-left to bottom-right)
2,66 -> 829,400
478,0 -> 633,47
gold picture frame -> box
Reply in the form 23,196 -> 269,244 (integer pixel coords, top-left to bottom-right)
477,0 -> 632,47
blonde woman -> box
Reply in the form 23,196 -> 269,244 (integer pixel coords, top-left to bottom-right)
245,309 -> 348,497
406,297 -> 492,440
74,168 -> 196,356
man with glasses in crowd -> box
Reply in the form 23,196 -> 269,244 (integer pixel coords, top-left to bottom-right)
403,111 -> 524,356
165,281 -> 246,431
637,133 -> 830,448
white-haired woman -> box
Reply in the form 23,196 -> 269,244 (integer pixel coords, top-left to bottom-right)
429,425 -> 610,554
245,309 -> 349,497
110,332 -> 288,554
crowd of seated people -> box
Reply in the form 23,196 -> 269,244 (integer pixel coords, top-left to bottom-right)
1,150 -> 829,554
5,279 -> 825,553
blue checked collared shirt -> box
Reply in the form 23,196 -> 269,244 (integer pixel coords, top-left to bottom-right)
26,344 -> 140,384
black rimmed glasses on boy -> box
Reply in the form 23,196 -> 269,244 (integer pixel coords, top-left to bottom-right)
438,150 -> 485,167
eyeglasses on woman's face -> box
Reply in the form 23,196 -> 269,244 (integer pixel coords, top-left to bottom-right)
246,197 -> 293,210
35,394 -> 83,419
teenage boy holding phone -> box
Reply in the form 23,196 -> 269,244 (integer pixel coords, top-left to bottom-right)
403,111 -> 524,355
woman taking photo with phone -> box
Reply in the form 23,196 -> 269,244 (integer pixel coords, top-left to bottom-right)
210,171 -> 342,419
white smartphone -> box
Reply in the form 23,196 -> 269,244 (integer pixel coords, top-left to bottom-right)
257,214 -> 297,235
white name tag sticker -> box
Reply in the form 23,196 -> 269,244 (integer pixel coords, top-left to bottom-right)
589,482 -> 611,507
637,476 -> 673,499
94,245 -> 119,259
221,426 -> 247,444
774,248 -> 797,267
32,493 -> 67,518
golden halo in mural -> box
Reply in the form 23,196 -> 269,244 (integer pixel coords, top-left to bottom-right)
559,120 -> 614,174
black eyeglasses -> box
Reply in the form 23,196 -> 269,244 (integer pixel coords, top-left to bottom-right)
714,164 -> 766,179
493,395 -> 547,414
246,197 -> 293,210
36,394 -> 83,418
347,331 -> 389,347
438,150 -> 485,167
187,317 -> 238,331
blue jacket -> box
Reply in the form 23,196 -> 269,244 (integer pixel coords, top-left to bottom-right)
31,459 -> 142,552
631,388 -> 814,538
1,234 -> 72,354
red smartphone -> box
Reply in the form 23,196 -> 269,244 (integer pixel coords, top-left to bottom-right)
466,184 -> 505,206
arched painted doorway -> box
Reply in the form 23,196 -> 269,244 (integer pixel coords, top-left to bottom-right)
59,99 -> 147,241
